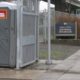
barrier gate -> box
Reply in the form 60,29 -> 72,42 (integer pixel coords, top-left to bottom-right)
16,0 -> 39,69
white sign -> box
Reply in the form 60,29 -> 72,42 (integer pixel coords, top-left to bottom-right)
0,13 -> 5,18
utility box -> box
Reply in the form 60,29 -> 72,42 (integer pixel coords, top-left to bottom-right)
0,0 -> 39,68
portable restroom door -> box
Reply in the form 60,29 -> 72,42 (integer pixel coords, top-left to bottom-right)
0,9 -> 10,66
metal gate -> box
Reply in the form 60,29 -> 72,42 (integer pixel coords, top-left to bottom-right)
16,0 -> 39,69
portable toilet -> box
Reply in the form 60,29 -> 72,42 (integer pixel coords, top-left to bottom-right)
0,0 -> 39,69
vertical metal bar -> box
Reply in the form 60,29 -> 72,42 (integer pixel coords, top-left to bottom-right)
35,0 -> 37,60
75,21 -> 77,40
43,11 -> 47,42
16,0 -> 23,69
20,0 -> 23,67
16,0 -> 20,69
46,0 -> 52,64
37,0 -> 40,60
53,8 -> 56,40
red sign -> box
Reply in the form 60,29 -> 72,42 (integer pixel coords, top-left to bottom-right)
0,9 -> 8,19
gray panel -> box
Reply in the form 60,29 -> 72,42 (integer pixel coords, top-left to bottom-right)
9,10 -> 17,67
23,14 -> 35,36
22,14 -> 36,66
22,36 -> 35,45
22,45 -> 36,64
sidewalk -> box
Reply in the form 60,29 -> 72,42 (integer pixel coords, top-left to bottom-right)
0,50 -> 80,80
35,50 -> 80,80
51,50 -> 80,73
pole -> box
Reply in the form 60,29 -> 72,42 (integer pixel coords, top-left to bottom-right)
46,0 -> 52,64
37,0 -> 40,60
43,10 -> 47,42
16,0 -> 20,69
16,0 -> 23,69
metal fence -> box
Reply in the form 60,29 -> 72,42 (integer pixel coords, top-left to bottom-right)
39,10 -> 79,42
16,0 -> 39,69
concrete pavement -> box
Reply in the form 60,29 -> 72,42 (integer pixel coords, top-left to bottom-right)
51,50 -> 80,73
0,50 -> 80,80
35,50 -> 80,80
